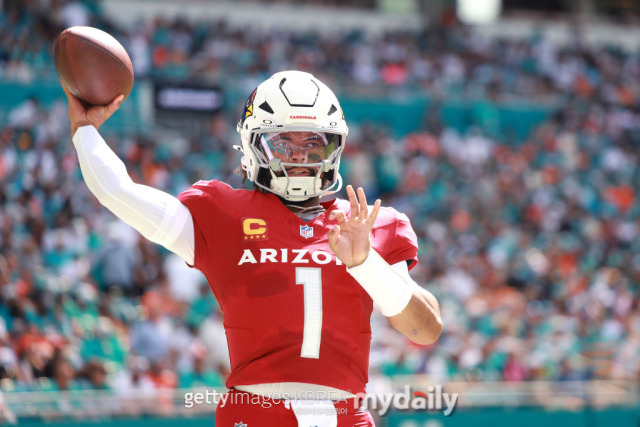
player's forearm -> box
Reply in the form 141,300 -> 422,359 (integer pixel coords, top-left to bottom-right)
72,125 -> 195,264
347,249 -> 442,345
387,289 -> 442,345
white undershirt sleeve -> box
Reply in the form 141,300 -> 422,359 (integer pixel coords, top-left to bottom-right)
72,125 -> 195,265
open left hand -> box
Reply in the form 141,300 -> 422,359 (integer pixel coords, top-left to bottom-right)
328,185 -> 381,268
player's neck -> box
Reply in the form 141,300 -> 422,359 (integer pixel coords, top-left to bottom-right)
280,196 -> 325,219
279,196 -> 320,211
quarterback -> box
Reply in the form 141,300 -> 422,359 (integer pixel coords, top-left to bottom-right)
63,71 -> 442,426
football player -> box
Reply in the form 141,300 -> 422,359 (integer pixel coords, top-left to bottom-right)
62,70 -> 442,426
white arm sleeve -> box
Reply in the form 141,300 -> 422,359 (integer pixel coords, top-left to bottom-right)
72,125 -> 195,265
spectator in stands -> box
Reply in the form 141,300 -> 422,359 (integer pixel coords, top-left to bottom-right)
129,305 -> 171,364
94,224 -> 140,296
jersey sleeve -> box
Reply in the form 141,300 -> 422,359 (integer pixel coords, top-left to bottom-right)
177,180 -> 217,270
375,209 -> 419,270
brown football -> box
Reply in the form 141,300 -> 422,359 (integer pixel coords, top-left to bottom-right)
54,26 -> 134,106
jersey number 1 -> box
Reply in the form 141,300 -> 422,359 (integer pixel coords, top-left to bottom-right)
296,267 -> 322,359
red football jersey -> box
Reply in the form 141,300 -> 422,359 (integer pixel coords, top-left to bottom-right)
178,180 -> 418,395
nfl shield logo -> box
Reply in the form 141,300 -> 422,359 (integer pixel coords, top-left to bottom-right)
300,225 -> 314,239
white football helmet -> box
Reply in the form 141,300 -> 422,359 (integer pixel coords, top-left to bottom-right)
235,70 -> 348,201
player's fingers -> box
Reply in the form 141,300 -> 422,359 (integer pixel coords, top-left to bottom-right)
327,225 -> 340,250
60,80 -> 70,97
105,94 -> 124,116
113,94 -> 124,108
61,81 -> 82,109
366,199 -> 382,226
357,187 -> 368,220
346,185 -> 358,218
329,210 -> 348,224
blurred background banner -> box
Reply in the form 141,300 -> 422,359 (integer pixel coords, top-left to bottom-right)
0,0 -> 639,426
154,84 -> 224,113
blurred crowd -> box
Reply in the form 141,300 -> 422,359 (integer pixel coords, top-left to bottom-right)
366,110 -> 640,384
0,0 -> 639,415
4,0 -> 640,109
0,95 -> 231,400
